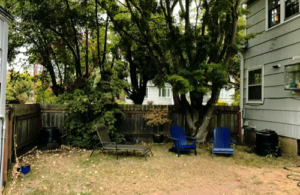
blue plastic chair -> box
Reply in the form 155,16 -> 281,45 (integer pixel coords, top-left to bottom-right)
169,125 -> 198,157
210,127 -> 236,159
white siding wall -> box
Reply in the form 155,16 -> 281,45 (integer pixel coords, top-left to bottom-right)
0,16 -> 9,117
125,82 -> 174,105
244,0 -> 300,139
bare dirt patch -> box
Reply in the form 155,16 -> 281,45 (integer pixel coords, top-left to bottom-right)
5,143 -> 300,195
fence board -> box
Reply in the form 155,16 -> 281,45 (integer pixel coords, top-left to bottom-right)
38,104 -> 239,141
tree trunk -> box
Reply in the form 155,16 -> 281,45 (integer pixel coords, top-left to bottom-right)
184,89 -> 221,142
194,105 -> 215,142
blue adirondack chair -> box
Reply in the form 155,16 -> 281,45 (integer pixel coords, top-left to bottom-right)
210,127 -> 236,159
169,125 -> 198,157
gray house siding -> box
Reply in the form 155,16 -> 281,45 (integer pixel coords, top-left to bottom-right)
243,0 -> 300,139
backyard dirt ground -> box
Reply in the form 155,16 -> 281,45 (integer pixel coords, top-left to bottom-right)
4,143 -> 300,195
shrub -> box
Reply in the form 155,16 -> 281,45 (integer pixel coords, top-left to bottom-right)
143,108 -> 170,135
231,102 -> 239,106
57,73 -> 126,149
216,100 -> 229,106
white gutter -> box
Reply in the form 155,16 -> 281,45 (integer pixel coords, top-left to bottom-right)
0,116 -> 5,189
0,7 -> 13,190
238,52 -> 244,139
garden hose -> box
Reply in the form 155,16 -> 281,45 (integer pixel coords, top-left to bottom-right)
284,166 -> 300,187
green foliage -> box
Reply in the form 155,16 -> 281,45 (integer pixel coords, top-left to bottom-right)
231,102 -> 239,106
57,72 -> 125,149
215,100 -> 229,106
35,77 -> 58,104
6,71 -> 33,104
3,0 -> 127,148
231,89 -> 240,106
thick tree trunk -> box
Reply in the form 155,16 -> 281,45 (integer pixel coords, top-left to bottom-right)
184,89 -> 221,142
185,107 -> 199,136
194,105 -> 215,142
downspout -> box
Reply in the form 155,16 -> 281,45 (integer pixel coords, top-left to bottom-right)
238,52 -> 244,141
0,115 -> 5,189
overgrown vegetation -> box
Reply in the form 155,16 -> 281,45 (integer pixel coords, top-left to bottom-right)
2,0 -> 256,143
6,71 -> 33,104
56,73 -> 126,149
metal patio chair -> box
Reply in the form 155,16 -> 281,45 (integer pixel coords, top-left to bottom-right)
90,124 -> 153,161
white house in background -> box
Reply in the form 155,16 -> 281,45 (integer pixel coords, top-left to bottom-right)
125,80 -> 235,105
125,81 -> 174,105
202,88 -> 235,105
219,88 -> 235,105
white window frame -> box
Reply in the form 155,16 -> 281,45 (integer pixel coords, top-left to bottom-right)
266,0 -> 300,30
158,88 -> 171,98
246,65 -> 264,104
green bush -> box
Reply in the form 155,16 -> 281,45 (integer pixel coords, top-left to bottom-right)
231,102 -> 239,106
215,100 -> 229,106
57,73 -> 126,149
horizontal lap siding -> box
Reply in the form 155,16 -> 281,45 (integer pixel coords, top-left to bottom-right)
244,98 -> 300,111
244,0 -> 300,139
245,109 -> 300,126
244,119 -> 300,139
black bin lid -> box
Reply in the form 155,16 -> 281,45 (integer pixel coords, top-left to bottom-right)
256,129 -> 277,135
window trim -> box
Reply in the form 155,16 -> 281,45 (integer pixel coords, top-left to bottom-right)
268,0 -> 281,28
266,0 -> 300,30
285,0 -> 300,19
246,65 -> 264,104
158,88 -> 171,98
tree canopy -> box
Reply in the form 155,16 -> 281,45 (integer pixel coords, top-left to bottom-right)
2,0 -> 253,142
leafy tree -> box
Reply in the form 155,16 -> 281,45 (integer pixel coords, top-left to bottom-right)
6,71 -> 33,104
56,71 -> 126,148
120,41 -> 158,104
2,0 -> 128,148
100,0 -> 250,141
3,0 -> 110,96
35,80 -> 58,104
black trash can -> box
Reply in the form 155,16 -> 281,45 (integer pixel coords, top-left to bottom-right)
38,127 -> 61,150
255,129 -> 280,156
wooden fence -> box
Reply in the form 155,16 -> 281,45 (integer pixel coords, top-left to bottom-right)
39,104 -> 240,142
1,103 -> 240,188
2,104 -> 40,187
118,105 -> 240,141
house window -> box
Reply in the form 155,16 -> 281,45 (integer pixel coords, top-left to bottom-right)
269,0 -> 281,28
285,0 -> 299,18
159,88 -> 170,97
247,66 -> 264,103
284,63 -> 300,90
267,0 -> 300,29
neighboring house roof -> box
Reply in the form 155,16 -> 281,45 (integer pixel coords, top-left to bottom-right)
0,6 -> 14,22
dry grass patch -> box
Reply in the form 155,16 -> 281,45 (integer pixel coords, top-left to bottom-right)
4,143 -> 300,195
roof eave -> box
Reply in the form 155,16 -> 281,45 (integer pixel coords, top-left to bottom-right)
0,6 -> 14,24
